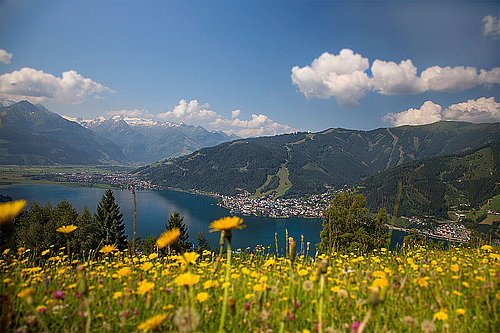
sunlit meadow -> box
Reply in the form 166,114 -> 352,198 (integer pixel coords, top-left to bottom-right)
1,221 -> 499,332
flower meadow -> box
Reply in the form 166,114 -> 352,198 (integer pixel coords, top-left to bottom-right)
1,220 -> 499,332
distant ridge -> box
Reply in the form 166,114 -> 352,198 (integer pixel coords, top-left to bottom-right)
0,101 -> 127,165
360,141 -> 500,218
137,121 -> 500,197
79,116 -> 239,163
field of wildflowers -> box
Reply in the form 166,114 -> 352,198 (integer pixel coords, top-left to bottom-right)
1,216 -> 499,332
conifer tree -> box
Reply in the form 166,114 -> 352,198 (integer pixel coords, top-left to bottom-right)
196,230 -> 211,254
94,189 -> 127,250
165,211 -> 191,252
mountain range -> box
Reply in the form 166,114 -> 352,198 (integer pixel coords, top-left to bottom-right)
0,101 -> 126,165
0,101 -> 238,165
136,121 -> 500,197
79,116 -> 238,163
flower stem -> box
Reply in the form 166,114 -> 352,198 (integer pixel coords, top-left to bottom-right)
218,237 -> 231,333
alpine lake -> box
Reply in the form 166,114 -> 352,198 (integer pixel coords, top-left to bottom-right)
0,183 -> 408,253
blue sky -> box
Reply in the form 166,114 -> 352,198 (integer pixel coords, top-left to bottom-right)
0,0 -> 499,136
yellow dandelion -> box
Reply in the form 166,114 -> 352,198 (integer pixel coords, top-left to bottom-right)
450,264 -> 459,272
156,228 -> 180,249
148,253 -> 158,260
141,262 -> 153,272
480,245 -> 492,251
138,313 -> 168,332
415,277 -> 429,288
137,280 -> 155,295
113,291 -> 123,299
456,308 -> 466,316
56,224 -> 78,234
196,292 -> 209,303
174,272 -> 200,287
209,216 -> 245,232
370,278 -> 389,290
100,244 -> 118,254
0,200 -> 26,224
433,311 -> 448,321
17,287 -> 35,298
178,252 -> 199,265
117,267 -> 131,277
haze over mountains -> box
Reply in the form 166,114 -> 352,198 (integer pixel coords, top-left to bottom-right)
0,101 -> 238,164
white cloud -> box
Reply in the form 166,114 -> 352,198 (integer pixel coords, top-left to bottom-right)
0,67 -> 114,104
155,99 -> 297,137
107,109 -> 153,118
0,49 -> 13,64
291,49 -> 372,106
383,97 -> 500,126
483,15 -> 500,38
442,97 -> 500,123
157,99 -> 218,121
292,49 -> 500,105
231,109 -> 241,119
210,112 -> 296,138
383,101 -> 442,126
371,59 -> 424,94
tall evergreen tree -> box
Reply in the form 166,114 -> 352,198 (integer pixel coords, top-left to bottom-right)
165,211 -> 191,253
94,189 -> 127,250
196,231 -> 211,254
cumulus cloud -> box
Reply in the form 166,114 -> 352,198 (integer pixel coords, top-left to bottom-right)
383,97 -> 500,126
383,101 -> 442,126
483,15 -> 500,38
156,99 -> 297,137
210,113 -> 296,138
442,97 -> 500,123
0,49 -> 13,64
0,67 -> 114,104
291,49 -> 372,106
107,109 -> 153,118
292,49 -> 500,105
157,99 -> 218,121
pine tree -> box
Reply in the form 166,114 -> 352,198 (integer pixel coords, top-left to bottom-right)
165,211 -> 191,253
196,231 -> 211,254
94,189 -> 127,250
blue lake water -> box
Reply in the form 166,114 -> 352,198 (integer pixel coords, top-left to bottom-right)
0,183 -> 407,253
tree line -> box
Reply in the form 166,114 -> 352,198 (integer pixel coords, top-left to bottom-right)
0,189 -> 211,257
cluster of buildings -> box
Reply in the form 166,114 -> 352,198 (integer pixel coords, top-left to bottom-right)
419,222 -> 471,243
218,191 -> 338,218
48,172 -> 158,190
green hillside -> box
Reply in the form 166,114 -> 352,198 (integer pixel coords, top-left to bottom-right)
0,101 -> 127,165
360,142 -> 500,219
137,121 -> 500,197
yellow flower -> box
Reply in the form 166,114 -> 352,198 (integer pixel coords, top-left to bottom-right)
174,272 -> 200,287
415,277 -> 429,288
203,280 -> 215,289
433,311 -> 448,321
209,216 -> 246,232
113,291 -> 123,299
178,252 -> 199,265
100,244 -> 118,254
196,292 -> 209,302
298,269 -> 309,276
253,283 -> 266,292
137,280 -> 155,295
17,287 -> 35,298
372,270 -> 387,279
56,224 -> 78,234
370,278 -> 389,290
141,262 -> 153,272
137,313 -> 168,332
480,245 -> 492,251
156,228 -> 180,249
0,200 -> 26,224
148,253 -> 158,260
456,308 -> 466,315
117,267 -> 131,277
450,264 -> 459,272
41,249 -> 50,256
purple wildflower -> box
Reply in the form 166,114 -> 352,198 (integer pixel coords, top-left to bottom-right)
351,321 -> 361,332
245,302 -> 251,311
53,291 -> 65,300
